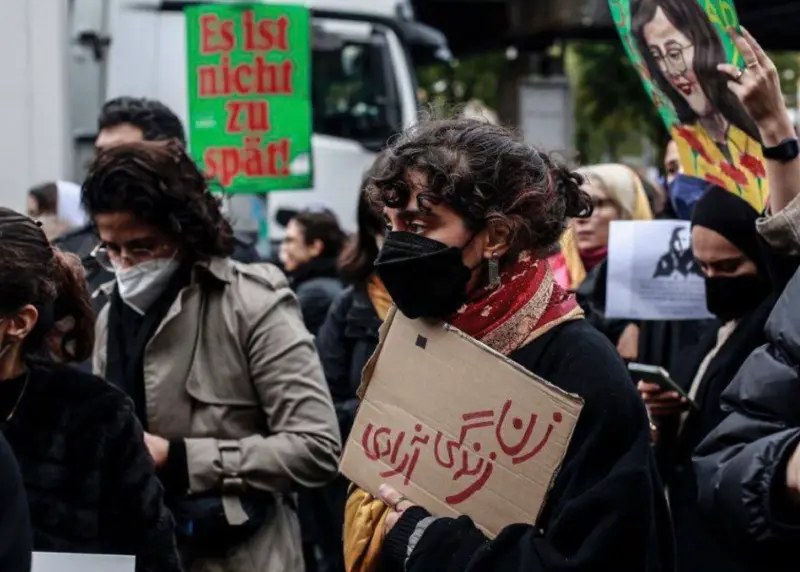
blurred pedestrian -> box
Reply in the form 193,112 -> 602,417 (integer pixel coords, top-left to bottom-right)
27,181 -> 86,241
566,164 -> 653,358
277,205 -> 346,335
0,207 -> 180,571
344,119 -> 673,572
313,183 -> 389,572
56,96 -> 259,297
82,140 -> 341,572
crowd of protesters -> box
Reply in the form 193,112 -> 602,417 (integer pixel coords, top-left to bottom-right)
3,25 -> 800,572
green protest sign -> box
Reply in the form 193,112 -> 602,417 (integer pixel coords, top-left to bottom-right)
608,0 -> 767,211
185,4 -> 312,193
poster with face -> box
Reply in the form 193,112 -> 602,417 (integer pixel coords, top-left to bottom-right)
609,0 -> 767,211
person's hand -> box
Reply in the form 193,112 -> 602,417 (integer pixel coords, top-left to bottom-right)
616,323 -> 640,361
637,381 -> 689,417
718,28 -> 793,145
378,484 -> 417,535
786,442 -> 800,502
144,432 -> 170,468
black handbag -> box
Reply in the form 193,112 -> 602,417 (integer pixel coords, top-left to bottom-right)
169,490 -> 275,559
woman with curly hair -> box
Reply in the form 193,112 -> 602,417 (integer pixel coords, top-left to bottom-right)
82,140 -> 341,572
343,119 -> 674,572
0,207 -> 180,571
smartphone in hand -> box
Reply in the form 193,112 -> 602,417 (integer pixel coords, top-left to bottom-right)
628,362 -> 698,410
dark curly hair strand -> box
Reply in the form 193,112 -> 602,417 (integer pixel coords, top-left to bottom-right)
366,118 -> 592,261
81,140 -> 234,260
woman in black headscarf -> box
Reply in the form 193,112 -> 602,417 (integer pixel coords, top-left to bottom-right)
637,185 -> 796,572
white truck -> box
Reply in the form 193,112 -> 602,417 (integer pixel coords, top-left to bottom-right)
69,0 -> 450,248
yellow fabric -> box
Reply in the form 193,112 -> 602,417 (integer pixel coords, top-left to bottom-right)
367,274 -> 393,321
344,487 -> 391,572
671,123 -> 767,212
559,228 -> 587,290
562,164 -> 654,289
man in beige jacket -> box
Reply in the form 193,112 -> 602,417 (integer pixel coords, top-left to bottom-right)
82,139 -> 341,571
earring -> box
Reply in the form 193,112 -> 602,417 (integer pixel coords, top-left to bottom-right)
488,254 -> 500,288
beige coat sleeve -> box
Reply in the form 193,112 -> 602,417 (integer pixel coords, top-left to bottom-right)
757,193 -> 800,255
185,283 -> 342,494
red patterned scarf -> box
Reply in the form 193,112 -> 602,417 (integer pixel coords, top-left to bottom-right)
449,250 -> 584,356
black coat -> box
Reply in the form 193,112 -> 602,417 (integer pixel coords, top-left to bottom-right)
380,319 -> 675,572
0,432 -> 32,572
316,285 -> 382,441
298,285 -> 383,572
576,259 -> 713,374
658,296 -> 775,572
0,361 -> 181,572
694,273 -> 800,572
289,257 -> 344,337
693,266 -> 800,572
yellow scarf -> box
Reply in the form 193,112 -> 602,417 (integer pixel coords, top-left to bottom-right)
367,275 -> 392,321
344,487 -> 390,572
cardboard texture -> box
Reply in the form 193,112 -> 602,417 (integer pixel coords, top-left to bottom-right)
340,308 -> 584,537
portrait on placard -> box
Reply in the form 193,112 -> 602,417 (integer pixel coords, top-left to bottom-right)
609,0 -> 768,211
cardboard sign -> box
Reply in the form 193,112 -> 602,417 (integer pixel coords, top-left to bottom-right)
185,4 -> 312,193
32,553 -> 134,572
608,0 -> 767,211
339,309 -> 584,537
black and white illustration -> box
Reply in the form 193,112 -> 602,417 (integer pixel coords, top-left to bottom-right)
606,220 -> 712,321
652,226 -> 703,279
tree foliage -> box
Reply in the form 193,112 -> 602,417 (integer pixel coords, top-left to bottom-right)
569,40 -> 669,163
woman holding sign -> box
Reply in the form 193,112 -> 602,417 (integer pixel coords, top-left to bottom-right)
343,119 -> 674,572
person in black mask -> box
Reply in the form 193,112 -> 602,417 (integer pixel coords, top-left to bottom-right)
344,118 -> 674,572
638,184 -> 782,572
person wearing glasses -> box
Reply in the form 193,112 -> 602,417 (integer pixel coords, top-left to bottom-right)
0,208 -> 180,571
83,139 -> 341,572
56,96 -> 261,301
631,0 -> 765,199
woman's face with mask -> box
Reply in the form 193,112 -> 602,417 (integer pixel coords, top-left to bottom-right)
381,172 -> 491,275
94,212 -> 179,270
691,226 -> 756,278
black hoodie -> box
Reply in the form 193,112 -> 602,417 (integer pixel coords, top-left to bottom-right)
0,431 -> 31,572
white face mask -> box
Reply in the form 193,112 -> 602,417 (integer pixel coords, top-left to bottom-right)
115,257 -> 181,315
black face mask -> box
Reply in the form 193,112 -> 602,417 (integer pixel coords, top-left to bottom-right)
374,231 -> 474,319
705,275 -> 771,322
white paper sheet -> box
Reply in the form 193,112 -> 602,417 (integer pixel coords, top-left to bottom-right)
32,552 -> 135,572
605,220 -> 713,321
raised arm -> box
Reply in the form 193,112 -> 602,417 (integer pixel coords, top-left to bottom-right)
719,28 -> 800,213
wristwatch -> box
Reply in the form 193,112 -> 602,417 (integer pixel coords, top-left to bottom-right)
762,138 -> 800,163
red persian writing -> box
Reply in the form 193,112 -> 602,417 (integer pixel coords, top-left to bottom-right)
360,400 -> 564,506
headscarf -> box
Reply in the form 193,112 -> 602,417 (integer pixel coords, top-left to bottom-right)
55,181 -> 87,227
691,185 -> 765,275
556,164 -> 654,289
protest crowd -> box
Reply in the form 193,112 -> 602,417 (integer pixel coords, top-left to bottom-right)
5,3 -> 800,572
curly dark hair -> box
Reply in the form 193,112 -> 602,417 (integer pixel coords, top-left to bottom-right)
0,208 -> 94,362
98,96 -> 186,145
292,209 -> 346,259
366,118 -> 592,261
338,179 -> 385,284
81,140 -> 234,260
